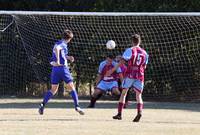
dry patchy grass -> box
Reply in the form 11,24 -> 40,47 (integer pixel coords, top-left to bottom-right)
0,98 -> 200,135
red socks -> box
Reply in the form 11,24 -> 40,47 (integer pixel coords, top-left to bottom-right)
118,103 -> 143,115
118,102 -> 124,115
137,103 -> 143,114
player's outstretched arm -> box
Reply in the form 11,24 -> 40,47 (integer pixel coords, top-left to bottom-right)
119,73 -> 124,84
105,58 -> 125,77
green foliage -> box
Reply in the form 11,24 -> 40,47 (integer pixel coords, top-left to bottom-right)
0,0 -> 200,12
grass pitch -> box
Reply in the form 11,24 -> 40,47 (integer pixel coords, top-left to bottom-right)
0,98 -> 200,135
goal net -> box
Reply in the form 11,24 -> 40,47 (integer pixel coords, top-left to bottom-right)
0,11 -> 200,101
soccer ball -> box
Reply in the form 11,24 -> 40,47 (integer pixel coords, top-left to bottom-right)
106,40 -> 116,49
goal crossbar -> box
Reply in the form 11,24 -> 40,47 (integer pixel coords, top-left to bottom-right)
0,11 -> 200,16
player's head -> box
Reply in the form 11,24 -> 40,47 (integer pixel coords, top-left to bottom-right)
106,54 -> 114,65
63,29 -> 73,43
115,55 -> 122,62
131,34 -> 141,46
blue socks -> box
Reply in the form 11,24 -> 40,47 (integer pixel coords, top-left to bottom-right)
70,90 -> 79,107
42,89 -> 79,108
42,90 -> 53,105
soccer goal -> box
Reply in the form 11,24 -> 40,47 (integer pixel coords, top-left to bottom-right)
0,11 -> 199,101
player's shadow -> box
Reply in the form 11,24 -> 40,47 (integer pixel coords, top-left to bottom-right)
0,118 -> 79,122
0,99 -> 118,109
0,98 -> 200,112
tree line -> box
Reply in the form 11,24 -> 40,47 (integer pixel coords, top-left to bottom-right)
0,0 -> 200,12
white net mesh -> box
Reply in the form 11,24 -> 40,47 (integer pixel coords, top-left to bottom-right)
0,12 -> 200,100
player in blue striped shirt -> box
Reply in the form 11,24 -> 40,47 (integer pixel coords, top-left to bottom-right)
38,29 -> 84,115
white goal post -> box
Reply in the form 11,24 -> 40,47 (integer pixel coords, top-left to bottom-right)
1,11 -> 200,16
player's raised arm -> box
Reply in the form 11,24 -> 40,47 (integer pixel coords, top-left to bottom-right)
105,48 -> 131,76
104,58 -> 122,77
118,72 -> 124,84
143,52 -> 149,69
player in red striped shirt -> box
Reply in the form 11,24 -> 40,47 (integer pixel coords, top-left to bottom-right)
112,34 -> 149,122
87,55 -> 123,108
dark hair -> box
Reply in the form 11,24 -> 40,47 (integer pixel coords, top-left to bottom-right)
63,29 -> 73,40
107,54 -> 114,59
131,34 -> 141,45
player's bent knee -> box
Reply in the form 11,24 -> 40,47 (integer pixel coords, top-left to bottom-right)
66,82 -> 75,91
91,88 -> 100,97
51,84 -> 59,94
121,89 -> 128,95
112,89 -> 120,95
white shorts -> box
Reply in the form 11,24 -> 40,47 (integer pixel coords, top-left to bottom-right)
122,77 -> 144,93
96,80 -> 118,92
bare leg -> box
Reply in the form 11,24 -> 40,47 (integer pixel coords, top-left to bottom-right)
88,88 -> 103,108
112,88 -> 121,98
